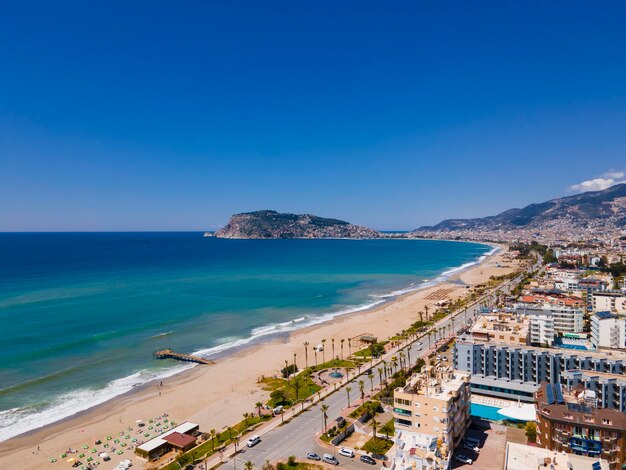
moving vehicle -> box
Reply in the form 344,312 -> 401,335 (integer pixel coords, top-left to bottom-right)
306,452 -> 321,461
322,454 -> 339,465
246,435 -> 261,447
360,455 -> 376,465
338,448 -> 355,458
455,454 -> 473,465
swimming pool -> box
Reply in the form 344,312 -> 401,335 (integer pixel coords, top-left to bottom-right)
470,403 -> 501,420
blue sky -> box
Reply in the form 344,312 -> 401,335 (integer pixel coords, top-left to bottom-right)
2,1 -> 626,231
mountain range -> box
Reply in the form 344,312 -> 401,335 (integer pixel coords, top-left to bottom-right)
418,183 -> 626,232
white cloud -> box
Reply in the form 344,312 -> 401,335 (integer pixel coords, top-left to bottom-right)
570,170 -> 626,192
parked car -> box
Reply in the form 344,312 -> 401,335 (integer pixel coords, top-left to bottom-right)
306,452 -> 321,461
360,455 -> 376,465
322,454 -> 339,465
273,405 -> 284,415
371,453 -> 388,461
464,436 -> 480,447
338,448 -> 355,458
455,454 -> 473,465
463,443 -> 479,453
246,435 -> 261,447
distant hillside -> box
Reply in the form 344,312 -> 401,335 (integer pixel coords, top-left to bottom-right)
214,210 -> 381,239
418,183 -> 626,232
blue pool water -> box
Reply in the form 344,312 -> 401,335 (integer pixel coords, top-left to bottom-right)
470,403 -> 502,420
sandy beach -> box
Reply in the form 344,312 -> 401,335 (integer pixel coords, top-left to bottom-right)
0,245 -> 518,469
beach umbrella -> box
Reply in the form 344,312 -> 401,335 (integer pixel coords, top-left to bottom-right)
86,457 -> 93,462
91,448 -> 97,453
66,458 -> 75,463
79,453 -> 85,458
106,436 -> 112,440
121,443 -> 127,447
49,458 -> 57,463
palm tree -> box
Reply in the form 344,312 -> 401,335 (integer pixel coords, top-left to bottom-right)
392,359 -> 398,374
406,347 -> 411,367
321,403 -> 329,431
348,338 -> 352,356
377,367 -> 384,388
418,310 -> 424,322
340,339 -> 345,359
331,338 -> 335,360
293,353 -> 297,374
293,377 -> 301,401
369,373 -> 374,392
371,418 -> 379,440
321,339 -> 326,363
399,351 -> 406,371
285,359 -> 290,384
382,360 -> 388,381
314,348 -> 318,367
210,429 -> 217,450
233,434 -> 241,452
424,305 -> 430,319
242,412 -> 250,429
358,380 -> 365,403
226,426 -> 234,442
256,401 -> 263,418
346,386 -> 352,407
244,461 -> 253,470
303,341 -> 309,369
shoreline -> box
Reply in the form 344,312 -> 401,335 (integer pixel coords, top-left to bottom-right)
0,242 -> 514,469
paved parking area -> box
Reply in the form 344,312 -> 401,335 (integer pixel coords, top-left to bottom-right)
451,421 -> 507,470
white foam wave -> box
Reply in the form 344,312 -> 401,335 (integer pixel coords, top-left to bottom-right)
192,302 -> 385,359
0,363 -> 193,442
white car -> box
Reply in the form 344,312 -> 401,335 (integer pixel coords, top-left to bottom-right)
338,447 -> 355,458
246,435 -> 261,447
463,442 -> 479,453
455,454 -> 473,465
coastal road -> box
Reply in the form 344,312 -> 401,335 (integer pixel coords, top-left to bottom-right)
197,255 -> 538,470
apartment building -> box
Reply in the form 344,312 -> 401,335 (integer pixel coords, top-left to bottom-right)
393,366 -> 471,469
515,303 -> 584,339
467,313 -> 529,345
454,340 -> 626,403
535,382 -> 626,470
529,313 -> 556,346
591,292 -> 626,315
591,311 -> 626,350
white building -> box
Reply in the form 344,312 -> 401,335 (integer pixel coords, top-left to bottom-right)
591,291 -> 626,314
515,303 -> 583,337
591,311 -> 626,350
529,313 -> 555,346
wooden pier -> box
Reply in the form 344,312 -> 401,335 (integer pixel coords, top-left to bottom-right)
153,349 -> 215,365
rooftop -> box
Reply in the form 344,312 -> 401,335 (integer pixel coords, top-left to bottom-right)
504,442 -> 609,470
396,365 -> 470,401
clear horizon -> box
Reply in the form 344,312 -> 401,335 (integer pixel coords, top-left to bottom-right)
2,2 -> 626,231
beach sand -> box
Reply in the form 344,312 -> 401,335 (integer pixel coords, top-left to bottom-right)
0,246 -> 519,469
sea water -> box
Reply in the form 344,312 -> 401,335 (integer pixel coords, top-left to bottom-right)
0,233 -> 491,441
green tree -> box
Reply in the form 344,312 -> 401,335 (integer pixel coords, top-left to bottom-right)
270,389 -> 288,406
256,401 -> 263,418
525,421 -> 537,443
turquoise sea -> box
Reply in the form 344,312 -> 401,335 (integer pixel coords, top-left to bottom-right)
0,233 -> 492,441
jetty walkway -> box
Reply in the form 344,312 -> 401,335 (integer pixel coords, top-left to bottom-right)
153,349 -> 215,365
